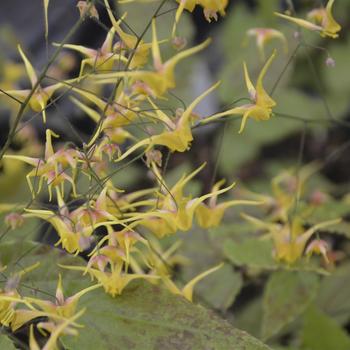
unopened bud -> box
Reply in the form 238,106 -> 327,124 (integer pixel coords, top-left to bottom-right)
172,36 -> 187,51
5,212 -> 24,230
325,56 -> 336,68
77,1 -> 99,20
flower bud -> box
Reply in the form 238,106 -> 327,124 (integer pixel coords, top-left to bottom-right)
325,56 -> 336,68
5,212 -> 24,230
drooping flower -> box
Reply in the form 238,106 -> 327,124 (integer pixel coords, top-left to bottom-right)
0,46 -> 66,123
54,26 -> 123,77
134,163 -> 235,237
173,0 -> 228,35
195,180 -> 262,228
4,129 -> 79,200
274,0 -> 341,39
162,263 -> 223,301
203,51 -> 276,133
243,214 -> 341,264
245,28 -> 287,60
114,81 -> 220,160
92,18 -> 211,97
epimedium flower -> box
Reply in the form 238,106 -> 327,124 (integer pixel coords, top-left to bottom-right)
24,188 -> 126,254
91,18 -> 211,98
274,0 -> 341,39
195,180 -> 262,229
0,45 -> 66,123
244,28 -> 287,60
202,50 -> 276,133
29,308 -> 85,350
162,263 -> 223,302
54,26 -> 125,78
133,163 -> 236,237
68,87 -> 137,147
25,274 -> 101,320
4,129 -> 79,200
173,0 -> 228,35
60,254 -> 159,297
104,5 -> 158,69
243,214 -> 341,265
114,81 -> 220,161
306,239 -> 330,264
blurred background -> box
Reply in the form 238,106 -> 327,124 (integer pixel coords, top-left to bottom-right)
0,1 -> 350,347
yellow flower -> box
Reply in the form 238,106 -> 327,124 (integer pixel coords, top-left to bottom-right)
195,180 -> 262,228
54,26 -> 125,77
203,50 -> 276,133
0,46 -> 65,123
60,260 -> 158,297
92,19 -> 211,98
4,129 -> 79,200
115,81 -> 220,160
29,309 -> 85,350
163,263 -> 223,302
245,28 -> 287,60
104,6 -> 157,69
274,0 -> 341,39
25,274 -> 100,320
243,214 -> 341,264
134,163 -> 235,237
173,0 -> 228,35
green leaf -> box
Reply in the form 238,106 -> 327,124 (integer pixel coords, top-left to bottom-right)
0,241 -> 271,350
302,305 -> 350,350
223,238 -> 278,269
262,271 -> 319,340
316,262 -> 350,325
63,279 -> 271,350
0,334 -> 16,350
194,263 -> 243,311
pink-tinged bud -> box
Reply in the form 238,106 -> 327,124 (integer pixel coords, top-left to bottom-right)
306,239 -> 330,263
101,142 -> 121,161
5,213 -> 24,230
172,37 -> 187,51
309,190 -> 328,206
325,57 -> 336,68
77,1 -> 99,20
146,149 -> 162,167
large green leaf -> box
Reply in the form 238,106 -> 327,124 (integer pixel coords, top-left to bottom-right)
63,279 -> 270,350
0,241 -> 271,350
316,262 -> 350,325
261,271 -> 319,340
302,305 -> 350,350
223,238 -> 278,269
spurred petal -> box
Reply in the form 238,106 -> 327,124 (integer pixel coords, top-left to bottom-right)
18,45 -> 38,87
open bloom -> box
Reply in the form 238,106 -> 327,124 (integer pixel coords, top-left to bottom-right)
163,263 -> 223,302
174,0 -> 228,35
24,188 -> 123,254
243,214 -> 341,264
245,28 -> 287,60
202,50 -> 276,133
92,18 -> 211,97
134,163 -> 235,237
275,0 -> 341,39
195,180 -> 262,228
4,129 -> 79,200
0,46 -> 65,123
55,26 -> 125,77
104,5 -> 157,68
115,81 -> 220,160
